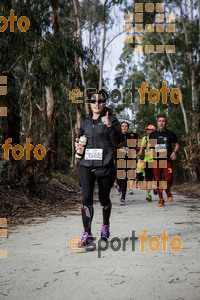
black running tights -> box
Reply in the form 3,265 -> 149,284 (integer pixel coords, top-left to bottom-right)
78,165 -> 115,232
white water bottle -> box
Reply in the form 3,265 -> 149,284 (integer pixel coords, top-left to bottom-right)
75,135 -> 87,158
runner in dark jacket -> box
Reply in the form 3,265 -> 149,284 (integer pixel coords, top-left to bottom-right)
115,122 -> 136,205
149,116 -> 179,207
75,90 -> 122,246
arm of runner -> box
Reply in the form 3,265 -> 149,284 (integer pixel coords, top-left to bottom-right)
137,136 -> 146,157
101,111 -> 112,127
146,140 -> 154,158
116,141 -> 125,149
146,143 -> 151,157
75,138 -> 82,151
146,140 -> 150,153
170,142 -> 179,160
137,146 -> 144,157
75,119 -> 84,151
106,116 -> 123,147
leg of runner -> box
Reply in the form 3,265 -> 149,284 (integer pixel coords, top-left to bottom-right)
78,165 -> 95,246
114,156 -> 118,188
120,178 -> 127,205
137,172 -> 144,189
163,161 -> 173,201
145,167 -> 153,202
116,179 -> 122,196
153,161 -> 164,206
97,172 -> 115,241
126,158 -> 136,195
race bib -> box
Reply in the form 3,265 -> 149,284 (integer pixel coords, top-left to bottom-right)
85,149 -> 103,160
155,144 -> 166,152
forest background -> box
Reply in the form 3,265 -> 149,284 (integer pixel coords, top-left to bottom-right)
0,0 -> 199,220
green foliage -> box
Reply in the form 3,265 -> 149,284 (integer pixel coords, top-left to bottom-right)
114,0 -> 200,182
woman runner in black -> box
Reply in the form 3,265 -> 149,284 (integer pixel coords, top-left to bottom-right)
75,90 -> 122,246
115,122 -> 136,205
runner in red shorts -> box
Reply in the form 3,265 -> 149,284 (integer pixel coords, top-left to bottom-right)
149,116 -> 179,207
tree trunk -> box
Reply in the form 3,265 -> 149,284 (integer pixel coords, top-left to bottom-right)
27,76 -> 34,186
74,106 -> 81,167
24,54 -> 35,187
180,1 -> 198,112
53,4 -> 59,37
158,33 -> 188,134
47,3 -> 59,171
73,0 -> 79,86
99,0 -> 108,90
190,0 -> 193,23
73,0 -> 89,114
198,0 -> 200,33
89,13 -> 92,72
45,86 -> 54,121
75,107 -> 81,137
69,111 -> 74,168
45,85 -> 56,170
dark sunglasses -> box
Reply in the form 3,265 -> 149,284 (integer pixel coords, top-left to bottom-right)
90,99 -> 106,104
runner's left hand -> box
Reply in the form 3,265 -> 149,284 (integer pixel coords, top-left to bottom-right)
170,152 -> 176,160
101,111 -> 112,127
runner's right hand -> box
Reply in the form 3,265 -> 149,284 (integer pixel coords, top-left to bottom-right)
75,138 -> 82,151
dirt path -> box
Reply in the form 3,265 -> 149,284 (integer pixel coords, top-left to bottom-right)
0,188 -> 200,300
